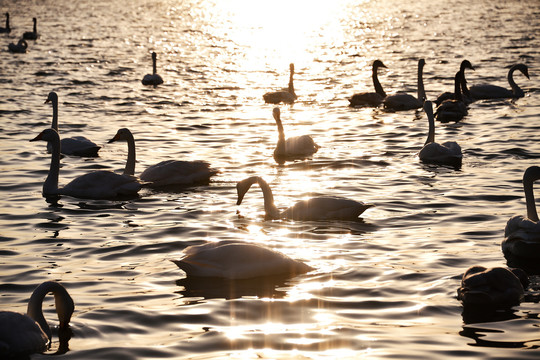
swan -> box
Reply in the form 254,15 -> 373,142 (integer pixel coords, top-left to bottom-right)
0,13 -> 10,33
435,60 -> 475,106
418,101 -> 462,167
172,240 -> 312,279
434,71 -> 468,123
348,60 -> 387,107
8,39 -> 28,53
457,265 -> 528,306
263,63 -> 297,104
23,17 -> 38,40
383,59 -> 426,111
272,107 -> 319,163
45,92 -> 101,157
469,64 -> 530,99
30,128 -> 142,199
0,281 -> 74,359
236,176 -> 373,221
141,52 -> 164,86
108,128 -> 219,188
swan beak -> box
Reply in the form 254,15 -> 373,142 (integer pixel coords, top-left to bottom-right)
108,134 -> 120,143
30,132 -> 44,142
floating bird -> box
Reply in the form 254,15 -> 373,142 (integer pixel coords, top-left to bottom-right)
45,92 -> 101,157
0,12 -> 10,33
263,63 -> 297,104
469,64 -> 530,99
141,52 -> 164,86
8,39 -> 27,53
172,240 -> 312,279
108,128 -> 218,188
383,59 -> 426,111
418,100 -> 462,167
30,128 -> 142,199
272,107 -> 319,163
23,17 -> 38,40
435,60 -> 475,106
348,60 -> 387,107
435,71 -> 468,123
0,281 -> 74,359
236,176 -> 373,221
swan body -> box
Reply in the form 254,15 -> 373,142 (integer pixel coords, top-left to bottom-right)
418,101 -> 462,166
45,92 -> 101,157
470,64 -> 530,99
23,17 -> 38,40
383,59 -> 426,111
8,39 -> 27,53
142,52 -> 164,86
0,281 -> 74,359
236,176 -> 373,221
108,128 -> 218,188
172,240 -> 312,279
263,63 -> 297,104
435,71 -> 468,123
0,13 -> 10,33
31,128 -> 142,199
272,107 -> 319,163
435,60 -> 475,106
457,266 -> 528,306
348,60 -> 387,107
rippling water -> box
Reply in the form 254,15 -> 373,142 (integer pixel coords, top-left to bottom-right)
1,0 -> 540,359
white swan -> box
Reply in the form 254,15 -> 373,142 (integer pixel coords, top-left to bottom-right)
141,52 -> 164,86
272,107 -> 319,163
348,60 -> 387,107
435,60 -> 475,106
8,39 -> 28,53
0,13 -> 10,33
435,71 -> 468,123
172,240 -> 313,279
263,63 -> 297,104
236,176 -> 373,221
108,128 -> 219,188
418,101 -> 462,166
0,281 -> 74,359
383,59 -> 426,111
45,92 -> 101,157
457,265 -> 528,306
31,128 -> 142,199
23,17 -> 38,40
470,64 -> 530,99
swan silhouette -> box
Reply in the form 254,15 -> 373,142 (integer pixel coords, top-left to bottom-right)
141,52 -> 164,86
263,63 -> 297,104
23,17 -> 38,40
8,39 -> 28,53
348,60 -> 387,107
0,281 -> 74,359
272,107 -> 319,163
0,13 -> 10,33
31,128 -> 142,199
435,71 -> 468,123
108,128 -> 219,188
172,240 -> 313,279
418,101 -> 462,167
236,176 -> 373,221
383,59 -> 426,111
470,64 -> 530,99
435,60 -> 475,106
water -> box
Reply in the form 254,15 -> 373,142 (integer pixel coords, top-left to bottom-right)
1,0 -> 539,358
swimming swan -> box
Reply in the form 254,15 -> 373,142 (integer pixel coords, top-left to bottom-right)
383,59 -> 426,111
236,176 -> 373,221
31,128 -> 142,199
172,240 -> 312,279
348,60 -> 387,107
108,128 -> 218,187
418,101 -> 462,167
0,281 -> 74,359
141,52 -> 164,86
272,107 -> 319,163
8,39 -> 28,53
0,13 -> 10,33
435,60 -> 475,106
435,71 -> 468,123
23,17 -> 38,40
470,64 -> 530,99
263,63 -> 297,104
45,92 -> 101,157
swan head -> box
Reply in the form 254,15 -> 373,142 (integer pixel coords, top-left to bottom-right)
18,39 -> 28,49
373,60 -> 386,69
523,166 -> 540,188
236,176 -> 261,206
272,107 -> 281,121
460,60 -> 475,71
418,58 -> 426,68
108,128 -> 132,143
45,91 -> 58,104
289,63 -> 295,73
514,64 -> 530,80
30,128 -> 59,143
152,52 -> 157,61
33,17 -> 37,23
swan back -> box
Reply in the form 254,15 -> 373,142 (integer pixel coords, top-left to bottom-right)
383,59 -> 425,111
280,196 -> 373,221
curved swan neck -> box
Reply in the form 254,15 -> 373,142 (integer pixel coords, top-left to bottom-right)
417,59 -> 426,102
508,65 -> 526,97
373,63 -> 386,97
237,176 -> 280,219
424,101 -> 435,145
273,108 -> 286,154
523,166 -> 540,222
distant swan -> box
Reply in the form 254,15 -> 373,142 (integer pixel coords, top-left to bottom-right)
8,39 -> 28,53
418,101 -> 462,167
141,52 -> 164,86
45,92 -> 101,157
263,63 -> 297,104
457,265 -> 528,306
172,240 -> 313,279
30,128 -> 142,199
0,281 -> 74,359
23,17 -> 38,40
0,13 -> 10,33
470,64 -> 530,99
236,176 -> 373,221
348,60 -> 387,107
435,71 -> 468,123
272,107 -> 319,163
435,60 -> 475,106
383,59 -> 426,111
108,128 -> 219,188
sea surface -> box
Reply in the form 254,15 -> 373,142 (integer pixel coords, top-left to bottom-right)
1,0 -> 540,359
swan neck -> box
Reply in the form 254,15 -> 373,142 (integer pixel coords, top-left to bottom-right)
454,73 -> 463,101
152,56 -> 157,75
124,132 -> 136,175
274,114 -> 286,154
508,66 -> 522,96
33,18 -> 37,32
425,107 -> 435,145
44,135 -> 61,195
417,62 -> 425,101
524,177 -> 539,222
51,98 -> 58,131
256,177 -> 280,219
373,65 -> 386,97
288,70 -> 295,95
27,282 -> 73,340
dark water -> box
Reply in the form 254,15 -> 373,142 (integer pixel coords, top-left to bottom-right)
1,0 -> 539,359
